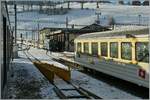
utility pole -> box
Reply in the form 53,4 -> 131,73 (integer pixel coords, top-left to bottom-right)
96,2 -> 99,8
66,17 -> 68,28
37,22 -> 40,48
138,14 -> 141,26
26,32 -> 28,45
34,32 -> 36,48
14,4 -> 17,44
66,17 -> 69,51
95,12 -> 101,24
13,3 -> 18,58
67,2 -> 70,9
32,30 -> 33,46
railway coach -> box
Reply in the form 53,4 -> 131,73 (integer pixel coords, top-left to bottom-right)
74,27 -> 149,88
1,1 -> 13,98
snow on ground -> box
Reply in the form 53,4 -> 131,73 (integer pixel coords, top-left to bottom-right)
63,51 -> 75,57
70,5 -> 149,27
69,15 -> 97,26
10,8 -> 96,38
26,47 -> 141,99
96,5 -> 149,25
113,25 -> 149,30
97,5 -> 150,15
28,47 -> 69,70
7,50 -> 58,99
71,70 -> 140,99
9,3 -> 149,39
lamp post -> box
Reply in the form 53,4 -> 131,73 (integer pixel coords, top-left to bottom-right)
37,21 -> 40,48
138,14 -> 141,25
14,3 -> 17,44
33,19 -> 40,48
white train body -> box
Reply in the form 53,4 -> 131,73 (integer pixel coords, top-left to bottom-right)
74,28 -> 149,88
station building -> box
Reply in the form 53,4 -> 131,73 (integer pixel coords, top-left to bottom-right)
39,24 -> 110,52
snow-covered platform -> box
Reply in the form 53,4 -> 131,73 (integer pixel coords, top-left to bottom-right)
6,50 -> 58,99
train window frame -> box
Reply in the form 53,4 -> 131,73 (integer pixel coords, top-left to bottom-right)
121,42 -> 132,60
83,42 -> 89,54
135,42 -> 149,63
91,42 -> 98,56
101,42 -> 108,57
110,42 -> 118,58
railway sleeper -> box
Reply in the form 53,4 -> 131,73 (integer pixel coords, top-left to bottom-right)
53,85 -> 90,99
53,87 -> 67,99
66,95 -> 88,98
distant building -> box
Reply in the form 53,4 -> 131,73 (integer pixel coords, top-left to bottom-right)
132,0 -> 141,6
39,24 -> 110,52
143,0 -> 149,6
118,0 -> 124,5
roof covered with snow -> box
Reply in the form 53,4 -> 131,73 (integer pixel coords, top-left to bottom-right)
96,5 -> 150,15
75,26 -> 149,39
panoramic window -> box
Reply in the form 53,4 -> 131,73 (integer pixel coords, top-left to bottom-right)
121,42 -> 132,60
77,42 -> 81,53
136,42 -> 149,63
101,42 -> 108,57
91,42 -> 98,56
84,42 -> 89,54
110,42 -> 118,58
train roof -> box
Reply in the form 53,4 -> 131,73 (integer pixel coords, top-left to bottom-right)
75,27 -> 149,40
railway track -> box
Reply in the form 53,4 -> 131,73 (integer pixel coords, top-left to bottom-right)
23,48 -> 102,99
53,77 -> 101,99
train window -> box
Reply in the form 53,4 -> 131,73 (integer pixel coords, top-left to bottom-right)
121,42 -> 132,60
84,42 -> 89,54
101,42 -> 108,57
136,42 -> 149,63
77,42 -> 81,53
91,42 -> 98,56
110,42 -> 118,58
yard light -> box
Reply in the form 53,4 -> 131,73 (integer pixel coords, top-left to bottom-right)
138,14 -> 141,25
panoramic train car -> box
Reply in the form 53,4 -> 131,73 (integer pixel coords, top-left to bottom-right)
0,1 -> 13,97
74,27 -> 149,88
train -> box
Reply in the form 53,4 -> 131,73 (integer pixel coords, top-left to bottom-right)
74,27 -> 149,88
43,39 -> 63,52
1,1 -> 13,98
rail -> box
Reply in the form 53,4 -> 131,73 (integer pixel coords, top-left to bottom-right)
23,46 -> 40,62
53,76 -> 102,99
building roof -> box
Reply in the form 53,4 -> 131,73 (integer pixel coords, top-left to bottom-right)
40,23 -> 110,35
80,23 -> 109,31
75,27 -> 148,40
